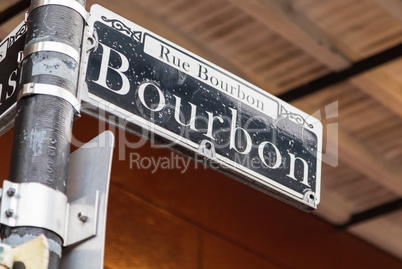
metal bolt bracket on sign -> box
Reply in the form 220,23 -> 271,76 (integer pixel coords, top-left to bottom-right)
0,181 -> 69,238
61,131 -> 115,269
77,25 -> 99,106
0,177 -> 99,247
0,131 -> 114,269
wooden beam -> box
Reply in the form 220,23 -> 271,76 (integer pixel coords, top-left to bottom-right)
337,129 -> 402,195
371,0 -> 402,23
227,0 -> 351,70
315,122 -> 402,223
350,69 -> 402,118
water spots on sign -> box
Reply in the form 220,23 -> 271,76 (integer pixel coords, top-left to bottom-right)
86,21 -> 319,194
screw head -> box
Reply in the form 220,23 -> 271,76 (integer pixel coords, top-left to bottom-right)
7,188 -> 15,197
77,212 -> 88,222
5,209 -> 14,218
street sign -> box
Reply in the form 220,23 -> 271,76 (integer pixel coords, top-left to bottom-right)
82,5 -> 322,211
0,22 -> 26,137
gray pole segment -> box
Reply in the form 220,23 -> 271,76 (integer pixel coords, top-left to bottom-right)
2,0 -> 86,268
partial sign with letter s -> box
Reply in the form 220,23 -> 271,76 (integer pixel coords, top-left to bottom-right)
0,22 -> 26,136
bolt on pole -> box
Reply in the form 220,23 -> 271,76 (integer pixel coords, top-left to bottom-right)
2,0 -> 86,268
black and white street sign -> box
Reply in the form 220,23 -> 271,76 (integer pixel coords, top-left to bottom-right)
82,5 -> 322,211
0,22 -> 26,136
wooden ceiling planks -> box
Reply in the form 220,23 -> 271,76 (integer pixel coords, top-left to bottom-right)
351,64 -> 402,119
294,0 -> 402,60
227,0 -> 351,70
279,2 -> 402,247
372,0 -> 402,23
292,81 -> 402,218
321,161 -> 399,214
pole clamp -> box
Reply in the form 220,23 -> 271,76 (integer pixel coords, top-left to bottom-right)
0,181 -> 99,247
30,0 -> 89,23
20,41 -> 80,64
0,243 -> 13,269
19,83 -> 81,113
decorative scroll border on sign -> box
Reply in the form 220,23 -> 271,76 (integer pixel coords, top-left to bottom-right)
8,23 -> 27,48
101,16 -> 142,42
279,106 -> 313,129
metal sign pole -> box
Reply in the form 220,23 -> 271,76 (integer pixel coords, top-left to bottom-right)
2,0 -> 86,268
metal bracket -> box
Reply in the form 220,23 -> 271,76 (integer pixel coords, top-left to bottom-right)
0,181 -> 68,239
24,11 -> 29,23
64,190 -> 99,246
0,181 -> 99,247
0,132 -> 114,268
60,131 -> 114,269
77,26 -> 98,111
198,140 -> 216,159
17,51 -> 23,64
0,40 -> 7,63
0,243 -> 14,269
303,190 -> 317,208
30,0 -> 90,23
22,41 -> 80,64
19,83 -> 81,113
85,26 -> 99,54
